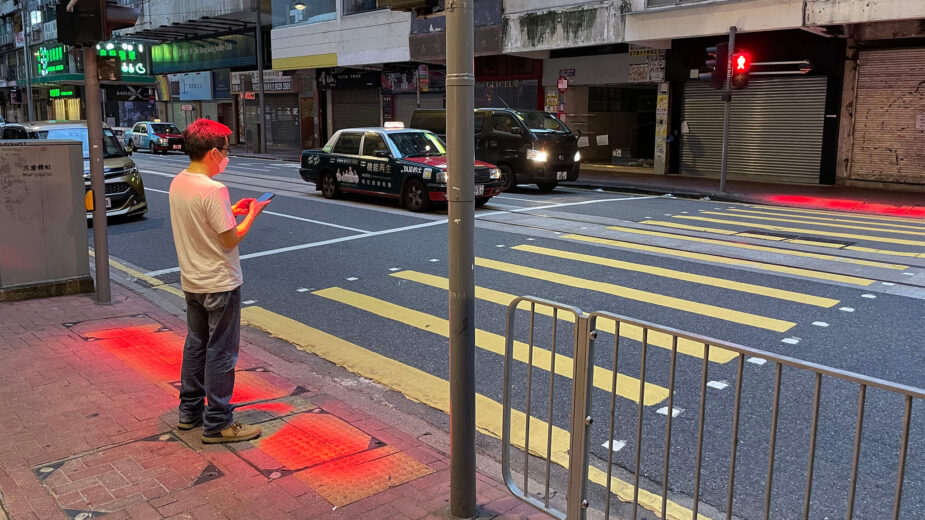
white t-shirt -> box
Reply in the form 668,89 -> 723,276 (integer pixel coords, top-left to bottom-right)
169,170 -> 243,293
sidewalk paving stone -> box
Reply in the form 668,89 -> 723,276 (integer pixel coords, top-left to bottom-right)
0,283 -> 553,519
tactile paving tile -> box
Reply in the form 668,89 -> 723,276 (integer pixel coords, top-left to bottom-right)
36,433 -> 220,517
234,395 -> 316,424
230,370 -> 292,405
242,411 -> 372,472
295,448 -> 433,507
96,331 -> 186,385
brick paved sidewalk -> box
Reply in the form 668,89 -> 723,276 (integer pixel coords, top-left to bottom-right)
0,283 -> 551,520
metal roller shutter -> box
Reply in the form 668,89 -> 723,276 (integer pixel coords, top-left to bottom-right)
849,48 -> 925,186
332,88 -> 381,131
680,77 -> 827,184
245,94 -> 301,152
394,93 -> 444,127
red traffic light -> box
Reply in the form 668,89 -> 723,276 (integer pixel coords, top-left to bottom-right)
732,52 -> 751,72
731,52 -> 751,90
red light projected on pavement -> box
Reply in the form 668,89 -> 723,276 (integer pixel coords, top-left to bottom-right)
96,330 -> 185,383
254,413 -> 371,469
230,371 -> 289,404
766,195 -> 925,218
237,401 -> 296,416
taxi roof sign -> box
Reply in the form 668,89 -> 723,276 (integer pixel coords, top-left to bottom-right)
384,121 -> 405,129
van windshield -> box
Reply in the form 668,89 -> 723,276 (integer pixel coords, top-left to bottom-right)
34,127 -> 127,159
391,131 -> 447,157
514,110 -> 570,133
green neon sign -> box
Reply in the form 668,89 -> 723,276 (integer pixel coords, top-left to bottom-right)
50,88 -> 75,98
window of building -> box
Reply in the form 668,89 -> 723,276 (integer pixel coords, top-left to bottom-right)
271,0 -> 335,27
344,0 -> 380,15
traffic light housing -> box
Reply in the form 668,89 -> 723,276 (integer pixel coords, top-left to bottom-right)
731,52 -> 751,90
57,0 -> 139,46
699,43 -> 728,90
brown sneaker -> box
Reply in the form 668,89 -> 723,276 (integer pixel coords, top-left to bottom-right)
201,422 -> 262,444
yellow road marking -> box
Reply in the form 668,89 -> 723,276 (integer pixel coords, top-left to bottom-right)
675,215 -> 925,247
603,226 -> 907,271
392,270 -> 738,364
700,211 -> 925,236
511,245 -> 838,308
90,250 -> 185,298
475,258 -> 796,333
641,220 -> 739,235
788,239 -> 845,249
313,287 -> 669,406
844,246 -> 925,258
728,208 -> 925,232
240,306 -> 710,520
748,204 -> 925,224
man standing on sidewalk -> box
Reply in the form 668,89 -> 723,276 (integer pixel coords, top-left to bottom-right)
168,118 -> 270,444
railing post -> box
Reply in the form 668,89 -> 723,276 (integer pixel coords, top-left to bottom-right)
566,315 -> 596,519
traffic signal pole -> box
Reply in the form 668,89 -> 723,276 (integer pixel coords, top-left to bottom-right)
446,0 -> 477,517
83,47 -> 112,304
719,26 -> 736,193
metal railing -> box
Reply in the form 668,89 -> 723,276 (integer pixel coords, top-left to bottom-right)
501,296 -> 925,520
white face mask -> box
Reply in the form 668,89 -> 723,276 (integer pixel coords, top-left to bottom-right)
216,154 -> 229,174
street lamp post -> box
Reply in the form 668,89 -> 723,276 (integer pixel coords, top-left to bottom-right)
446,0 -> 476,517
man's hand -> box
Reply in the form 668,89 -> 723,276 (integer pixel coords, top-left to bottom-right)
250,200 -> 271,216
232,198 -> 256,216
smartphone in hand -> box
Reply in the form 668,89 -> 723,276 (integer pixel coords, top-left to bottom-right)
256,192 -> 276,203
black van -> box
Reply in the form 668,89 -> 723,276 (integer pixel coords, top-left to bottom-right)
410,108 -> 580,192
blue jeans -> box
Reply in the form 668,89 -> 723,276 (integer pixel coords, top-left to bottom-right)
179,287 -> 241,434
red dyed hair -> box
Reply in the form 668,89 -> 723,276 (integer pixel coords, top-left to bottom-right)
182,118 -> 232,160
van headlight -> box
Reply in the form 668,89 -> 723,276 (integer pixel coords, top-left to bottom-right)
436,170 -> 448,183
158,137 -> 168,145
527,149 -> 547,162
574,151 -> 581,162
489,168 -> 501,179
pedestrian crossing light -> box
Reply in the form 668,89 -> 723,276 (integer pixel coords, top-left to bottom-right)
699,43 -> 728,90
56,0 -> 140,46
731,52 -> 751,90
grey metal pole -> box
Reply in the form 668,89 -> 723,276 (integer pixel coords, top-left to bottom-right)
446,0 -> 476,517
21,6 -> 35,121
255,3 -> 267,154
719,26 -> 736,193
83,47 -> 111,304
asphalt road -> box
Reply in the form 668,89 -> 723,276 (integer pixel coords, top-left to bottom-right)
92,149 -> 925,520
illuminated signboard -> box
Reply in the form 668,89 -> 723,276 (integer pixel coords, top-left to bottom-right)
49,88 -> 76,98
36,45 -> 67,76
96,41 -> 148,75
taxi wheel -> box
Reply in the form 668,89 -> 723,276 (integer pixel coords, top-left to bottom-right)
320,171 -> 340,199
499,165 -> 516,192
403,179 -> 431,212
149,143 -> 157,154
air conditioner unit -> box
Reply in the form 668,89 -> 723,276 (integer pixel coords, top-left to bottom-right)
376,0 -> 439,12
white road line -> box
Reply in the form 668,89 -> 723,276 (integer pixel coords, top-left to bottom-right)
495,195 -> 546,203
881,282 -> 895,286
429,258 -> 440,262
297,288 -> 310,292
145,219 -> 448,276
144,187 -> 370,233
839,307 -> 855,312
861,294 -> 877,299
263,211 -> 370,233
388,267 -> 401,271
242,300 -> 257,305
812,321 -> 829,327
781,337 -> 800,345
346,277 -> 358,281
657,407 -> 683,417
602,440 -> 627,452
747,357 -> 767,366
903,272 -> 916,276
477,195 -> 659,219
707,381 -> 729,390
